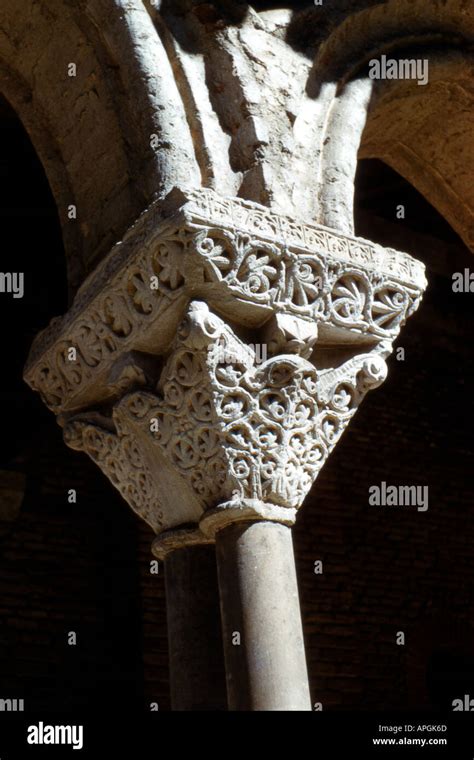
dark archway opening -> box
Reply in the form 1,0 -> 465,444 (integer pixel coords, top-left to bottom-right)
0,96 -> 149,712
427,649 -> 474,711
0,94 -> 67,468
332,158 -> 474,710
355,158 -> 469,264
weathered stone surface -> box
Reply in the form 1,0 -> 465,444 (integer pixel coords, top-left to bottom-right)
23,189 -> 426,535
60,299 -> 389,532
216,520 -> 311,710
24,189 -> 425,415
1,0 -> 472,288
164,544 -> 227,711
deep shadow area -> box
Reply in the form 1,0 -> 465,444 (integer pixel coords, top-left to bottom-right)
294,159 -> 474,710
0,97 -> 151,712
0,95 -> 67,467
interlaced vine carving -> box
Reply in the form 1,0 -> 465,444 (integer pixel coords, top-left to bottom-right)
63,302 -> 389,531
24,189 -> 426,415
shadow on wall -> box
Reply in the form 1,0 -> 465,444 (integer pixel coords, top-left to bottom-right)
0,95 -> 67,469
294,158 -> 474,711
0,95 -> 148,712
157,0 -> 382,53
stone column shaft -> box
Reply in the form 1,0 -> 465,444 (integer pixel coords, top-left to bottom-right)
164,544 -> 227,711
216,520 -> 311,711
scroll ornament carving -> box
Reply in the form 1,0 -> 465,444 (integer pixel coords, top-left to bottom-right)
26,189 -> 426,535
24,189 -> 426,415
64,414 -> 165,533
63,301 -> 390,534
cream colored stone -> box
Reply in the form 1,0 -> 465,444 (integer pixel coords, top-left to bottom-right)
23,189 -> 425,536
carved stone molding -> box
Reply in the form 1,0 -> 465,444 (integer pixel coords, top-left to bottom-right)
24,188 -> 426,418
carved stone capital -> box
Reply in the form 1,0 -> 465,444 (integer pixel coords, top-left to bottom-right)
23,189 -> 427,538
24,188 -> 425,414
62,299 -> 388,534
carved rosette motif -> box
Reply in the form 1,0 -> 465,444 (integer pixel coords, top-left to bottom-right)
24,189 -> 426,416
24,188 -> 427,535
192,228 -> 419,339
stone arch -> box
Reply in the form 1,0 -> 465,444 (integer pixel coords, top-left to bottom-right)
359,52 -> 474,253
0,0 -> 200,293
305,0 -> 474,242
